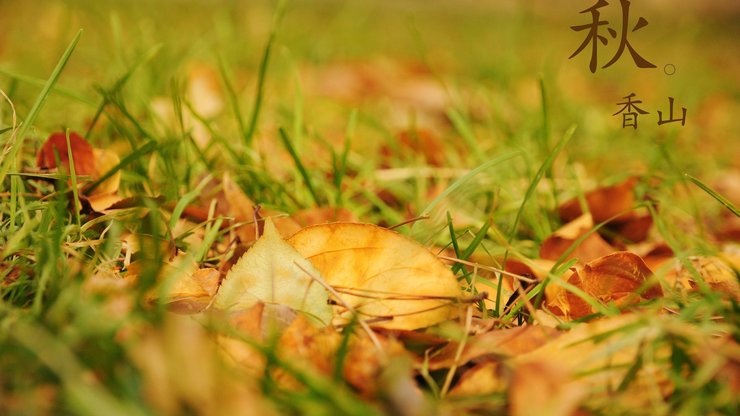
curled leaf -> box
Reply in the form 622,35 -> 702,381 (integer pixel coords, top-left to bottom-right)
564,251 -> 663,319
559,177 -> 653,243
288,222 -> 462,330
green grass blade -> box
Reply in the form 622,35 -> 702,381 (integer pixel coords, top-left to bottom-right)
419,151 -> 521,218
85,43 -> 163,137
244,0 -> 287,146
217,53 -> 248,146
279,127 -> 320,206
686,173 -> 740,217
447,108 -> 486,163
0,67 -> 95,106
0,29 -> 83,189
505,124 -> 576,244
495,124 -> 576,315
65,130 -> 82,230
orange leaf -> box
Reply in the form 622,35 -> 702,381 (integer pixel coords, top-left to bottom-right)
426,325 -> 559,371
288,222 -> 462,330
565,252 -> 662,319
36,131 -> 96,177
540,214 -> 615,263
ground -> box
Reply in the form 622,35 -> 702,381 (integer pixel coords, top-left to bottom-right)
0,1 -> 739,415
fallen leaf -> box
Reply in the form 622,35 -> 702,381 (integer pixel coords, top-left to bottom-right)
670,256 -> 740,300
86,147 -> 121,196
559,177 -> 639,224
128,314 -> 275,415
563,252 -> 663,319
426,325 -> 559,371
540,214 -> 615,263
449,361 -> 503,397
514,314 -> 672,409
288,222 -> 462,330
509,360 -> 587,416
165,268 -> 221,314
36,131 -> 96,177
214,218 -> 332,326
558,177 -> 653,243
216,303 -> 270,377
274,314 -> 409,395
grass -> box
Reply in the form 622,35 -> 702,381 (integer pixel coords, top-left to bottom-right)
1,1 -> 739,415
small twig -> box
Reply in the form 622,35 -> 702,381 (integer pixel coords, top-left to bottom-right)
441,304 -> 473,397
438,255 -> 537,283
294,262 -> 387,358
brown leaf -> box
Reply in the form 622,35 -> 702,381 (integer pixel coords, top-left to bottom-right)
558,177 -> 653,243
540,214 -> 615,263
36,131 -> 96,177
559,177 -> 639,224
564,252 -> 662,319
514,314 -> 672,409
426,326 -> 559,371
275,314 -> 408,396
288,222 -> 462,330
669,256 -> 740,300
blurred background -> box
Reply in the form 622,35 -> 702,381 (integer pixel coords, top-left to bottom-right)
0,0 -> 738,178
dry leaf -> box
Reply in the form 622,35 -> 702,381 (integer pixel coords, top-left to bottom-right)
559,177 -> 639,224
165,268 -> 221,314
563,252 -> 663,319
559,177 -> 653,243
288,222 -> 462,330
273,314 -> 342,390
275,314 -> 408,396
216,303 -> 270,377
214,218 -> 332,326
449,361 -> 503,397
427,326 -> 559,371
36,131 -> 96,177
87,147 -> 121,196
127,314 -> 275,416
540,214 -> 615,263
514,314 -> 672,409
509,360 -> 587,416
669,256 -> 740,300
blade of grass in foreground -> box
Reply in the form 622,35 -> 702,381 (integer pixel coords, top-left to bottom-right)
686,173 -> 740,218
0,29 -> 83,190
496,124 -> 576,316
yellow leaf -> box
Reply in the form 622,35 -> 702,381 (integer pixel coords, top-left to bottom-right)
288,222 -> 462,330
214,218 -> 332,326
